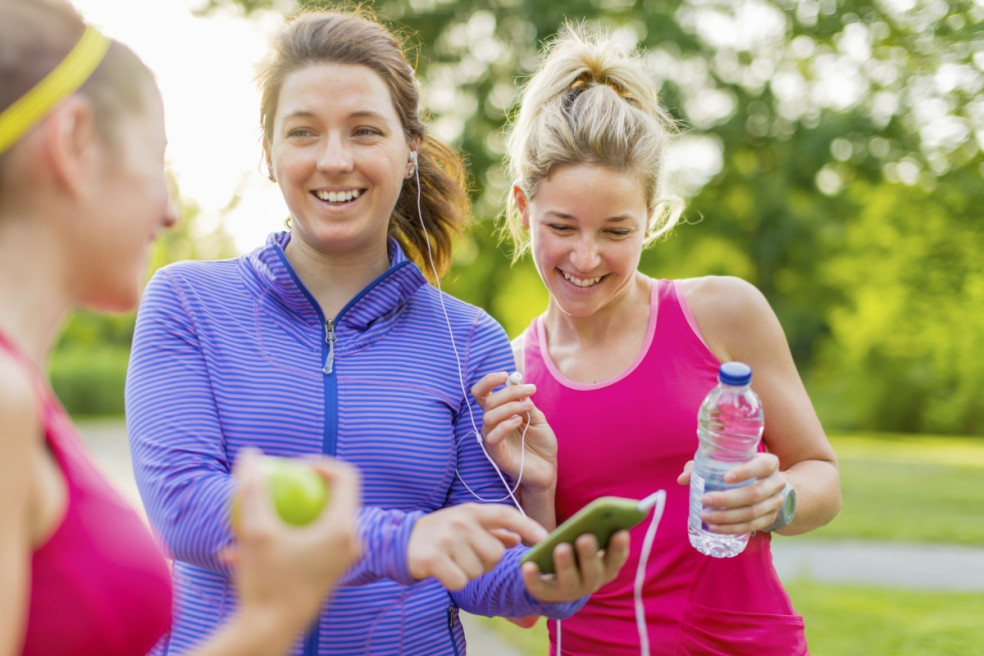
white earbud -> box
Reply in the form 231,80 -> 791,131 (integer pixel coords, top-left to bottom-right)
507,371 -> 523,386
406,151 -> 418,179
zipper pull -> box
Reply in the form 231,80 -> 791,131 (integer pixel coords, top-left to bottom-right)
323,319 -> 336,374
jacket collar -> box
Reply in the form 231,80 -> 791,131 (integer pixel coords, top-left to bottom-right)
241,231 -> 427,332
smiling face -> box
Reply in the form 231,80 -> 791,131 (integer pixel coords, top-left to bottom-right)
520,163 -> 649,319
265,62 -> 412,265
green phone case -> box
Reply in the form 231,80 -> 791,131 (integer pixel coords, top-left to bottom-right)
520,496 -> 648,574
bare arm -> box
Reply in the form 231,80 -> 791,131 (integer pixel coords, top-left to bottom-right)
681,276 -> 841,535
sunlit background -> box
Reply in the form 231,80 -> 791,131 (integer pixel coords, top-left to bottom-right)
71,0 -> 980,259
61,0 -> 984,431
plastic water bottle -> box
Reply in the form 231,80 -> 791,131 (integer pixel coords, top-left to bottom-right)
688,361 -> 764,558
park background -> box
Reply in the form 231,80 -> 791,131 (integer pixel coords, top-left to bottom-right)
60,0 -> 983,654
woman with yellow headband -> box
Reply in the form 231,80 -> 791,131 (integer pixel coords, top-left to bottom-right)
0,1 -> 361,654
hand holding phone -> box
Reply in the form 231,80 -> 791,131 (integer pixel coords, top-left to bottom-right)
521,491 -> 665,574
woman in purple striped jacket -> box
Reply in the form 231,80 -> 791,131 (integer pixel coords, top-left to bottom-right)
125,9 -> 628,656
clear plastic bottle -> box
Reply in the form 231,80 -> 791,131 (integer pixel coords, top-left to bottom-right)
688,361 -> 764,558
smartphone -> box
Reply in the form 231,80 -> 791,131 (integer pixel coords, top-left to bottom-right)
521,490 -> 665,574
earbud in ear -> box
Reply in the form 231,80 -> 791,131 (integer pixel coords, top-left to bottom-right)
406,151 -> 418,179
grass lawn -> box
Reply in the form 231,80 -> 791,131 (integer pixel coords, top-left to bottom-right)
789,580 -> 984,656
464,432 -> 984,654
468,582 -> 984,656
814,433 -> 984,545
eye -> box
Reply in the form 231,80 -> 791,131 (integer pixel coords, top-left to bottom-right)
286,127 -> 315,139
547,223 -> 574,233
607,228 -> 633,237
353,126 -> 383,138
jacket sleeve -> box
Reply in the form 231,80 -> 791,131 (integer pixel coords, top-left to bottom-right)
125,268 -> 237,574
126,268 -> 427,584
451,547 -> 588,619
445,309 -> 518,508
339,507 -> 423,586
445,309 -> 588,619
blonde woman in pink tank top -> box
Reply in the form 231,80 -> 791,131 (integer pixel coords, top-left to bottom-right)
0,3 -> 360,655
470,27 -> 842,655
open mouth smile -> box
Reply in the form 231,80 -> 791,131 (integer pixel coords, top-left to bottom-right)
560,270 -> 604,287
313,189 -> 362,204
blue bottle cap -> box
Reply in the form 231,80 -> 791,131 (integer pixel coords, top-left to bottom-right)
719,361 -> 752,386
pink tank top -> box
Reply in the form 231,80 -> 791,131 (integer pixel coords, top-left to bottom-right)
0,333 -> 173,655
523,279 -> 806,656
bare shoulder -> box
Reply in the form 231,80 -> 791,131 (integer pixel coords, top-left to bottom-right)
0,350 -> 42,516
0,350 -> 39,421
677,276 -> 780,363
0,351 -> 41,457
678,275 -> 768,313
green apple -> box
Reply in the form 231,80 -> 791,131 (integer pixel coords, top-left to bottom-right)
231,456 -> 329,532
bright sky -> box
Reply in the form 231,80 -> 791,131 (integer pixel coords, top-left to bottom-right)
73,0 -> 288,254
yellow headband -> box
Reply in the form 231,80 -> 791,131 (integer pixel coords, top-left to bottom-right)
0,25 -> 111,156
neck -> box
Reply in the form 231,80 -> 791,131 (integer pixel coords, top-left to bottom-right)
0,219 -> 73,366
543,272 -> 651,348
284,236 -> 390,319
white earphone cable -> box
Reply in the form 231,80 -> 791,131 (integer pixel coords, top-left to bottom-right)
410,153 -> 527,514
556,490 -> 666,656
634,491 -> 666,656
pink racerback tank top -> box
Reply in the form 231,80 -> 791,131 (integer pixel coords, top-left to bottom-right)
523,279 -> 806,655
0,332 -> 172,656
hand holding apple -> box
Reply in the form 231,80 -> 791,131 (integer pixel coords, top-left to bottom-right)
225,448 -> 361,645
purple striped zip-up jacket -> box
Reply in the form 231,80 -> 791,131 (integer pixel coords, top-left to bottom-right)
125,232 -> 585,655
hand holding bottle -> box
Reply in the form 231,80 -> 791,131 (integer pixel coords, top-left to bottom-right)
679,451 -> 786,535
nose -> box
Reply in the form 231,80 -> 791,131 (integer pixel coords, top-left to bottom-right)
318,135 -> 354,174
163,182 -> 179,230
569,236 -> 601,272
164,195 -> 178,229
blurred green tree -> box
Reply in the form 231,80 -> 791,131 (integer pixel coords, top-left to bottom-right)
194,0 -> 982,433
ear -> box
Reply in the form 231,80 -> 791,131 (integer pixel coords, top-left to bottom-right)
512,183 -> 530,230
42,96 -> 99,199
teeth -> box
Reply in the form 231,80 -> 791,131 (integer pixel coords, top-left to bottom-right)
316,189 -> 361,203
561,271 -> 602,287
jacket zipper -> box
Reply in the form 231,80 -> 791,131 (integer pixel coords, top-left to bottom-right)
323,319 -> 336,374
304,320 -> 336,656
447,605 -> 461,656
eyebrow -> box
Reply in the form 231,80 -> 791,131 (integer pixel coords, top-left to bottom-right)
546,210 -> 633,223
280,109 -> 391,122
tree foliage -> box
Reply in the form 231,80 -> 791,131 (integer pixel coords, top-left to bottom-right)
175,0 -> 983,433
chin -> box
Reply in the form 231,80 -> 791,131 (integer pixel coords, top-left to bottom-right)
85,288 -> 141,315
